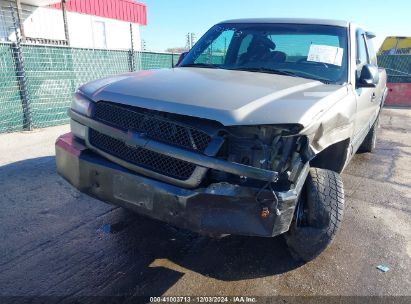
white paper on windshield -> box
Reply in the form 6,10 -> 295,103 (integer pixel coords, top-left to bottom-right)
307,44 -> 344,66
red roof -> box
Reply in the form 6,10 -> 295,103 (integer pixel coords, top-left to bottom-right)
50,0 -> 147,25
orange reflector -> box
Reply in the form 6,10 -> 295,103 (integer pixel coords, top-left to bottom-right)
260,207 -> 270,218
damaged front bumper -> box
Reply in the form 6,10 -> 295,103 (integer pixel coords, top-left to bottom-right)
56,133 -> 309,237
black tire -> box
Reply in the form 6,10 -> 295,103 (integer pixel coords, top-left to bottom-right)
284,167 -> 344,262
358,117 -> 379,153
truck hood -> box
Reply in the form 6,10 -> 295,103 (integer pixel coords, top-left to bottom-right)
80,67 -> 349,127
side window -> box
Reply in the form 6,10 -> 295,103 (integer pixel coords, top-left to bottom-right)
356,31 -> 369,68
366,37 -> 377,65
194,30 -> 234,65
356,30 -> 370,83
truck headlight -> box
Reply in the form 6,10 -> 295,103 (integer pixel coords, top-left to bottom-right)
222,124 -> 304,171
71,92 -> 92,116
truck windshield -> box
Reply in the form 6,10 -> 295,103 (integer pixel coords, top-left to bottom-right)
180,23 -> 349,84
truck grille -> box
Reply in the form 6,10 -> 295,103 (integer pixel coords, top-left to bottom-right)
93,101 -> 212,153
89,129 -> 196,181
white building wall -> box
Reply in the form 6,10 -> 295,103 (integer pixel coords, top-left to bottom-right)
0,3 -> 141,50
67,11 -> 141,50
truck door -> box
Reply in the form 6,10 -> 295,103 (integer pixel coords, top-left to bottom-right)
353,29 -> 376,149
365,33 -> 383,124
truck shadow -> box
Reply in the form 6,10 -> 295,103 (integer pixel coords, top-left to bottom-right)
92,209 -> 304,296
0,156 -> 303,297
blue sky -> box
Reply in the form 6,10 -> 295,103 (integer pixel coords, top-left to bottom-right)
139,0 -> 411,52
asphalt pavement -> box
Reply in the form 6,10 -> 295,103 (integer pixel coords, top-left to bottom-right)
0,108 -> 410,299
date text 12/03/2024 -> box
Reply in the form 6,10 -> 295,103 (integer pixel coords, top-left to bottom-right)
149,296 -> 257,303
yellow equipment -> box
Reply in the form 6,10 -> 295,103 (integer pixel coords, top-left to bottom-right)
378,36 -> 411,55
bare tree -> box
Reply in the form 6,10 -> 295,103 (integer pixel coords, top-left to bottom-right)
165,47 -> 188,53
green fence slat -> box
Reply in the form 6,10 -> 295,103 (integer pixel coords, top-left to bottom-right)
0,44 -> 178,133
22,45 -> 132,128
0,43 -> 23,133
138,51 -> 174,70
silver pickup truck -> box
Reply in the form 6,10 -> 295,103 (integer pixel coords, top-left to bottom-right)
56,18 -> 388,261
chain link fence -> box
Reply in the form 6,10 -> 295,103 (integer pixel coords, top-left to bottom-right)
0,42 -> 23,132
0,3 -> 179,133
377,37 -> 411,84
140,51 -> 180,70
22,45 -> 132,129
377,55 -> 411,83
0,43 -> 178,132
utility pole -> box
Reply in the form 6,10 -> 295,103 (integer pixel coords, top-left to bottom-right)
190,33 -> 196,47
10,3 -> 32,130
141,39 -> 147,51
15,0 -> 26,42
186,33 -> 191,49
61,0 -> 70,45
186,33 -> 196,49
129,23 -> 135,72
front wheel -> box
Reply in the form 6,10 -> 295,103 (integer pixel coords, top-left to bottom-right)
284,167 -> 344,262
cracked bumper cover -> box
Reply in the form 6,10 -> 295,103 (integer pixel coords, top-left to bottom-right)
56,133 -> 309,237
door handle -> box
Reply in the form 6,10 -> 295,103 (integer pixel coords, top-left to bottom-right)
371,92 -> 377,102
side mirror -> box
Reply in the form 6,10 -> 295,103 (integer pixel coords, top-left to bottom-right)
358,64 -> 379,88
175,51 -> 188,67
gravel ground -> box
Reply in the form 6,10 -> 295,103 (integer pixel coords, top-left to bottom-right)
0,108 -> 410,299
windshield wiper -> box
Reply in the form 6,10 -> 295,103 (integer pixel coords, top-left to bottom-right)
308,77 -> 332,84
227,67 -> 299,77
234,67 -> 334,84
179,63 -> 221,69
271,69 -> 334,84
180,65 -> 334,84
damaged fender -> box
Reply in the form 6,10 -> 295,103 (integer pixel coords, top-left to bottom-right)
299,86 -> 356,158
